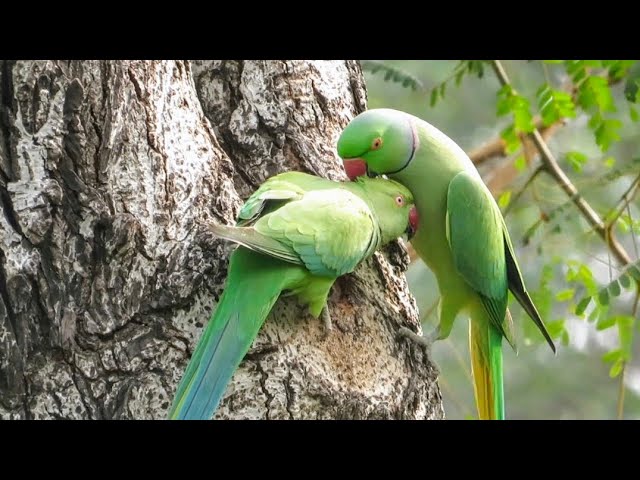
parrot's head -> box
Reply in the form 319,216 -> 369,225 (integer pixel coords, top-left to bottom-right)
337,108 -> 416,180
356,176 -> 419,244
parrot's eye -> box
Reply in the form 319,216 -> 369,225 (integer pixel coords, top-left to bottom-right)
395,195 -> 405,206
371,137 -> 383,150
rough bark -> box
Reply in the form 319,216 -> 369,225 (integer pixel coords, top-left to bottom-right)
0,60 -> 443,420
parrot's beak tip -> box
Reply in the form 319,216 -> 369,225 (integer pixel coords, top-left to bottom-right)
342,158 -> 367,181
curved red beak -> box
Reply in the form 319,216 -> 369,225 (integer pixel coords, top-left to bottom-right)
343,158 -> 367,180
407,206 -> 419,239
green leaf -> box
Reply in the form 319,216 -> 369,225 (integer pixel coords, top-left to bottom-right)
626,79 -> 640,103
603,156 -> 616,168
513,98 -> 535,132
537,83 -> 576,126
609,358 -> 624,378
439,82 -> 446,99
565,262 -> 579,282
617,215 -> 630,233
575,296 -> 591,316
496,85 -> 534,132
596,315 -> 616,331
619,273 -> 631,289
578,76 -> 616,113
361,61 -> 424,91
602,348 -> 622,363
498,190 -> 511,210
514,155 -> 526,171
531,263 -> 555,321
607,279 -> 621,298
555,288 -> 575,302
616,315 -> 635,356
496,85 -> 514,116
603,60 -> 635,78
597,288 -> 610,306
628,264 -> 640,281
614,316 -> 635,366
565,60 -> 585,81
588,112 -> 602,129
624,62 -> 640,102
565,151 -> 588,172
467,61 -> 485,78
630,105 -> 639,122
587,306 -> 599,323
561,329 -> 570,346
544,319 -> 565,339
430,88 -> 438,107
578,264 -> 598,294
501,124 -> 520,154
594,119 -> 623,152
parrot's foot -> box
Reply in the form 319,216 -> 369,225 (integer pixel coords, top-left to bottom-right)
321,306 -> 332,338
397,326 -> 434,350
397,327 -> 440,373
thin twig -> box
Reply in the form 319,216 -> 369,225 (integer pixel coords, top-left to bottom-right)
629,202 -> 639,260
617,363 -> 626,420
605,172 -> 640,229
504,166 -> 545,217
490,60 -> 633,268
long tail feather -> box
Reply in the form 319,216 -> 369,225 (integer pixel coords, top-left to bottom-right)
469,317 -> 504,420
168,248 -> 291,420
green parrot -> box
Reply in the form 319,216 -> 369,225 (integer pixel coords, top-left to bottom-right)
336,108 -> 556,420
168,171 -> 419,420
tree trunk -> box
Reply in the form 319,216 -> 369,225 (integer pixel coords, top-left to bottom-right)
0,60 -> 443,420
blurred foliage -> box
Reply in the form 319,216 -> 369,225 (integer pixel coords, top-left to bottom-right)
364,60 -> 640,419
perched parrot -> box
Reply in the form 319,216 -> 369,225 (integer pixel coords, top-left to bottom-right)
337,108 -> 556,420
168,171 -> 418,420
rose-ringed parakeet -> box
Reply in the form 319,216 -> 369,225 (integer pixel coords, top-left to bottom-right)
168,171 -> 419,420
337,108 -> 556,420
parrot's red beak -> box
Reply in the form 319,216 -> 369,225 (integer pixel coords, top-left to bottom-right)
407,206 -> 419,240
343,158 -> 367,180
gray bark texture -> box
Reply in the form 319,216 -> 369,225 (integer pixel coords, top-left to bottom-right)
0,60 -> 443,420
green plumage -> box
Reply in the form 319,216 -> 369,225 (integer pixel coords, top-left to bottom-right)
338,108 -> 555,420
168,171 -> 416,420
446,171 -> 515,350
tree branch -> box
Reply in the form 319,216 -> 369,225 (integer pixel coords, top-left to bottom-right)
468,117 -> 561,166
503,166 -> 545,217
491,60 -> 633,268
